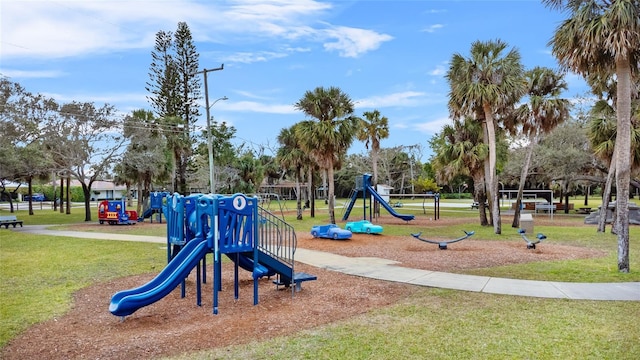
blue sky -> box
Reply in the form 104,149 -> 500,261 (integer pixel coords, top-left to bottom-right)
1,0 -> 589,162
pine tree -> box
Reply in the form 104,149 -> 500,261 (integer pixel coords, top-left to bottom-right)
146,23 -> 201,194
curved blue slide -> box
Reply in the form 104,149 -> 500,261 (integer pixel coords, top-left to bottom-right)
141,207 -> 154,219
366,185 -> 414,221
109,237 -> 208,317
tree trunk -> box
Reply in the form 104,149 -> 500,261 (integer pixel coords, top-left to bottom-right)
484,105 -> 501,234
512,134 -> 536,228
59,177 -> 64,214
82,183 -> 92,222
615,57 -> 631,273
136,183 -> 143,215
126,184 -> 133,208
584,185 -> 589,206
296,166 -> 303,220
178,153 -> 188,195
473,172 -> 488,226
598,159 -> 615,233
372,149 -> 379,186
28,176 -> 34,216
65,176 -> 71,215
327,164 -> 336,224
308,167 -> 315,218
481,120 -> 493,226
52,171 -> 58,212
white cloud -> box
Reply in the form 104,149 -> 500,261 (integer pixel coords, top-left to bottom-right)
1,0 -> 390,61
322,26 -> 393,58
429,64 -> 447,76
220,51 -> 290,64
231,90 -> 274,101
422,24 -> 444,33
412,116 -> 451,134
225,100 -> 296,114
356,91 -> 444,108
40,91 -> 148,106
2,1 -> 197,59
0,69 -> 66,79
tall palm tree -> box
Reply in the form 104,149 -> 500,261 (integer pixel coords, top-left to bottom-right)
446,39 -> 526,234
509,67 -> 571,227
295,86 -> 359,224
430,116 -> 490,225
544,0 -> 640,272
356,109 -> 389,185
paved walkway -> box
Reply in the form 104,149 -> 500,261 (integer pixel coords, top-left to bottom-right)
11,225 -> 640,301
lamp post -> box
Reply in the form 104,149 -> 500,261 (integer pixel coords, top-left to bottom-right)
206,96 -> 228,193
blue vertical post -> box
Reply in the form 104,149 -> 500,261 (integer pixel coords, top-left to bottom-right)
251,197 -> 259,306
362,175 -> 367,220
234,253 -> 239,300
196,261 -> 201,306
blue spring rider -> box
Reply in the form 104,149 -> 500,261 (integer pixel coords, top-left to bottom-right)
109,193 -> 316,318
518,228 -> 547,249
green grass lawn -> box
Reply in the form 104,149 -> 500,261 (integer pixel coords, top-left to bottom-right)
0,233 -> 165,348
171,289 -> 640,360
1,198 -> 639,358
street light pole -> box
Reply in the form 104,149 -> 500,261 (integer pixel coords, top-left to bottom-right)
206,96 -> 228,193
195,64 -> 224,193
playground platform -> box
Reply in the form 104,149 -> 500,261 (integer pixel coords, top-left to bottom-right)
11,226 -> 640,301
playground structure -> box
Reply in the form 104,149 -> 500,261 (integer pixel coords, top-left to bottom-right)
98,199 -> 139,225
109,193 -> 316,318
342,174 -> 415,222
411,230 -> 475,250
139,191 -> 170,223
518,229 -> 547,249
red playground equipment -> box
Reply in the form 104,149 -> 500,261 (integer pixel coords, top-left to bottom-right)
98,199 -> 139,225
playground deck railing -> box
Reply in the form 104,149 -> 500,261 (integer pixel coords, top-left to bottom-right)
258,206 -> 296,275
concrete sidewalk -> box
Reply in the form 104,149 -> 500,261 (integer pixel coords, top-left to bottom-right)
12,226 -> 640,301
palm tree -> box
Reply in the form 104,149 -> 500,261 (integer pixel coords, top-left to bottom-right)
589,96 -> 640,233
509,67 -> 571,227
276,124 -> 307,220
295,86 -> 359,224
356,110 -> 389,185
588,101 -> 619,233
430,116 -> 490,225
544,0 -> 640,272
446,39 -> 526,234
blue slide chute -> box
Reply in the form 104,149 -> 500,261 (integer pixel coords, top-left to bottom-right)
109,237 -> 208,317
366,185 -> 414,221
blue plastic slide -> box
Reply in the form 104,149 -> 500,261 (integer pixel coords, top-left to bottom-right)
109,237 -> 209,317
366,185 -> 415,221
141,207 -> 154,219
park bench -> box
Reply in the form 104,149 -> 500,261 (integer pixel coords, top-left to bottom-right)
0,215 -> 23,228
